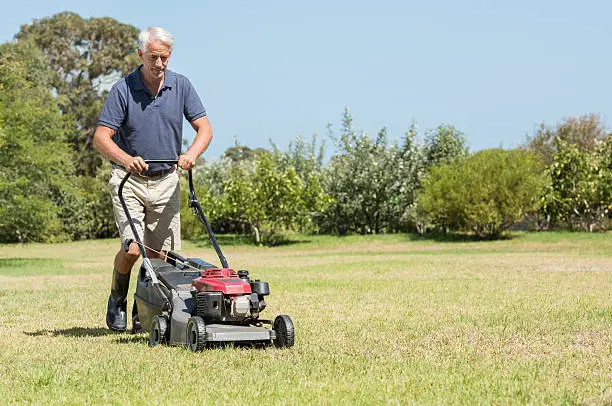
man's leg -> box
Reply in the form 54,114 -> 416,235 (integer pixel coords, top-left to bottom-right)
130,171 -> 180,333
129,247 -> 164,334
106,242 -> 140,331
115,243 -> 141,273
106,166 -> 147,332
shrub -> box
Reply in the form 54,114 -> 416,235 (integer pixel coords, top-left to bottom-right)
418,149 -> 545,238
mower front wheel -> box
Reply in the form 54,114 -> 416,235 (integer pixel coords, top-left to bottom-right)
149,315 -> 169,347
186,316 -> 206,352
273,315 -> 295,348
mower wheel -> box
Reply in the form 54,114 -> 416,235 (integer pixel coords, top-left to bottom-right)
273,315 -> 295,348
186,316 -> 206,352
150,315 -> 169,347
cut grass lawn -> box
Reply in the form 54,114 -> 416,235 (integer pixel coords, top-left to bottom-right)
0,232 -> 610,404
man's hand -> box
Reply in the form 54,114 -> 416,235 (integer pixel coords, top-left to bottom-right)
178,154 -> 196,170
179,117 -> 212,171
123,156 -> 148,173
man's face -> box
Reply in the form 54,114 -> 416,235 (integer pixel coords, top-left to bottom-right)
138,39 -> 172,81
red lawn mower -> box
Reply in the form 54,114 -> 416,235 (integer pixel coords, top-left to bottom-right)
119,159 -> 294,351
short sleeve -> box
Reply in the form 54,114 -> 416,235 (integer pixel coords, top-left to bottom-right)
183,78 -> 206,122
98,83 -> 126,130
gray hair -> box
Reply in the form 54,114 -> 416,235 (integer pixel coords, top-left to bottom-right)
138,27 -> 174,52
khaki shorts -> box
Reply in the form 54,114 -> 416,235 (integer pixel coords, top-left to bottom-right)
109,166 -> 181,251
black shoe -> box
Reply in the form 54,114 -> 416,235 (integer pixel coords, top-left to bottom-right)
105,269 -> 130,332
130,301 -> 144,334
106,295 -> 127,331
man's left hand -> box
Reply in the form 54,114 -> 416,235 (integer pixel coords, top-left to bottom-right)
178,154 -> 196,170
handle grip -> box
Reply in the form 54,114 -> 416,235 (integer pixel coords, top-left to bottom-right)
144,159 -> 178,165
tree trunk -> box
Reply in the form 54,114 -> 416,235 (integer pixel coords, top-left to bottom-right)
251,224 -> 261,245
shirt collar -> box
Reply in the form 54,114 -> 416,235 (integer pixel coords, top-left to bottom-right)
131,65 -> 176,91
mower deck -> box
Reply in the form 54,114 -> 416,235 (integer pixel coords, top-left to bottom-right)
203,324 -> 276,342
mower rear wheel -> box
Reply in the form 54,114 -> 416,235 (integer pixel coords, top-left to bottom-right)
186,316 -> 206,352
149,315 -> 169,347
273,315 -> 295,348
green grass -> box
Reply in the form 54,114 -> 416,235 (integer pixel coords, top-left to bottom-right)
0,232 -> 610,404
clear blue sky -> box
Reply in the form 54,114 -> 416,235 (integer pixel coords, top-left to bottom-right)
2,0 -> 611,159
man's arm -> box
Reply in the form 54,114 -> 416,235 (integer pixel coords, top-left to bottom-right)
93,125 -> 148,173
178,116 -> 213,170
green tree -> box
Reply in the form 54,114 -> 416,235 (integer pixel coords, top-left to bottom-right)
271,133 -> 325,177
180,158 -> 235,239
319,108 -> 424,234
271,133 -> 330,233
76,161 -> 118,239
418,149 -> 545,238
541,136 -> 612,232
422,124 -> 469,169
524,114 -> 607,229
526,114 -> 606,166
0,40 -> 79,242
223,153 -> 329,245
222,144 -> 270,164
16,12 -> 140,176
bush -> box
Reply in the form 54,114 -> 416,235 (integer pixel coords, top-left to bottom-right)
317,110 -> 423,234
418,149 -> 545,238
223,153 -> 322,245
541,136 -> 612,232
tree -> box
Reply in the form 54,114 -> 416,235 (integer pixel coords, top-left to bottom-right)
422,124 -> 469,169
271,133 -> 330,233
181,158 -> 234,238
526,115 -> 611,231
223,153 -> 329,245
319,108 -> 424,234
0,40 -> 79,242
16,12 -> 140,176
526,114 -> 606,166
222,144 -> 270,164
271,133 -> 326,178
541,136 -> 612,232
417,149 -> 545,238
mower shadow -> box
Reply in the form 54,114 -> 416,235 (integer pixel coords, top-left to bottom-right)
25,327 -> 150,344
25,327 -> 112,337
24,327 -> 278,349
113,334 -> 149,345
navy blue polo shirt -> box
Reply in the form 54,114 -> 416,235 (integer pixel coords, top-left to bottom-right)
98,65 -> 206,172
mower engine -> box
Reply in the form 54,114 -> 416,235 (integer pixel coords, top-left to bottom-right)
191,268 -> 269,323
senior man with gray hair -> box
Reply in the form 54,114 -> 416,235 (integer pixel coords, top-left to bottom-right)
93,26 -> 213,333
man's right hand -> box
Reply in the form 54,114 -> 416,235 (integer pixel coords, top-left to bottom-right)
123,156 -> 148,173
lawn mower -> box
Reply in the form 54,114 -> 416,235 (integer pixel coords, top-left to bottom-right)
118,159 -> 294,351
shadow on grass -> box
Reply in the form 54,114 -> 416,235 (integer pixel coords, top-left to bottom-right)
113,335 -> 149,345
405,232 -> 516,243
190,234 -> 310,248
25,327 -> 112,337
115,336 -> 272,348
25,327 -> 277,349
25,327 -> 150,345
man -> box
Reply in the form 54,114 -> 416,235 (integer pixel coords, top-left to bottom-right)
93,26 -> 212,332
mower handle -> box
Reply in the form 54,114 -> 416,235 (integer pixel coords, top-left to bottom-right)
144,159 -> 178,165
187,171 -> 229,268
